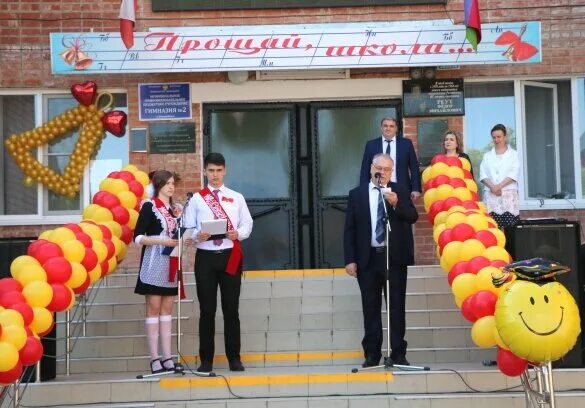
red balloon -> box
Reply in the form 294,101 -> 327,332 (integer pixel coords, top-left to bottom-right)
491,260 -> 508,268
97,224 -> 113,240
475,230 -> 498,248
423,180 -> 434,192
75,231 -> 93,248
31,241 -> 63,265
449,178 -> 467,188
103,239 -> 116,260
107,171 -> 120,179
110,205 -> 130,225
470,191 -> 479,202
448,261 -> 469,286
437,229 -> 453,253
460,295 -> 478,322
43,257 -> 72,284
443,197 -> 463,209
71,81 -> 97,106
497,348 -> 528,377
81,248 -> 98,272
127,180 -> 144,198
0,278 -> 22,294
94,191 -> 120,210
99,260 -> 109,278
462,169 -> 473,179
92,191 -> 108,205
433,174 -> 450,187
428,200 -> 444,224
73,276 -> 91,295
102,110 -> 127,137
47,283 -> 73,312
487,220 -> 498,228
451,223 -> 475,242
117,171 -> 136,182
431,154 -> 447,164
120,224 -> 133,245
0,290 -> 26,308
468,256 -> 491,274
461,200 -> 479,210
19,336 -> 43,367
9,302 -> 34,326
63,223 -> 83,234
27,239 -> 48,259
471,290 -> 498,319
444,156 -> 463,168
0,361 -> 23,385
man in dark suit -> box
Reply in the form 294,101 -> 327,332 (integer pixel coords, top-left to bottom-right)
344,153 -> 418,367
359,117 -> 422,201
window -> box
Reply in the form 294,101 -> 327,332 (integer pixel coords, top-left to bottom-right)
0,91 -> 128,223
577,79 -> 585,199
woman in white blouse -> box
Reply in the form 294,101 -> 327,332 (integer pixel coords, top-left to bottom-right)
479,124 -> 520,228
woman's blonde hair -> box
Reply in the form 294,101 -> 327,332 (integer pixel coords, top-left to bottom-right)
443,130 -> 463,154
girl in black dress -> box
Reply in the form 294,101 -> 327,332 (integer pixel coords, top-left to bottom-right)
134,170 -> 180,374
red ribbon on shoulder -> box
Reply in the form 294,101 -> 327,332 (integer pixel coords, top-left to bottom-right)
200,187 -> 243,275
152,197 -> 185,299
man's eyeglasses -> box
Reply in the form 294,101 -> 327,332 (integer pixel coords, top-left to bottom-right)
372,165 -> 393,173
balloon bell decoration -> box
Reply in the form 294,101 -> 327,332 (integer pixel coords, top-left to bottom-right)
0,164 -> 150,385
3,81 -> 127,198
423,154 -> 580,377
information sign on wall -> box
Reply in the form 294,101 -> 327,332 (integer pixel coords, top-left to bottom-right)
403,79 -> 464,117
149,123 -> 196,154
139,83 -> 192,121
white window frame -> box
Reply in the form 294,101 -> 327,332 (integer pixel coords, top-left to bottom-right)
465,75 -> 585,211
0,88 -> 127,226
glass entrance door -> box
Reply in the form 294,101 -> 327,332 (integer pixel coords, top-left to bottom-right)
204,99 -> 401,270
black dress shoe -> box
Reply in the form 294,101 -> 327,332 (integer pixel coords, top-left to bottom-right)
228,359 -> 245,371
391,355 -> 410,366
197,361 -> 213,373
362,356 -> 381,368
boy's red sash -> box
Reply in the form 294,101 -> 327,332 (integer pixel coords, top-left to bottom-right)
200,187 -> 243,275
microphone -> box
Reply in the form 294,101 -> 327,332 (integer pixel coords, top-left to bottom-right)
374,172 -> 382,187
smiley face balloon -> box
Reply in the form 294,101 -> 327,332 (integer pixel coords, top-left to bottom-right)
495,280 -> 581,363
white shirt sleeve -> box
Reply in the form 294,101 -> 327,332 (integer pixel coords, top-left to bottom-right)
506,149 -> 520,181
236,194 -> 253,241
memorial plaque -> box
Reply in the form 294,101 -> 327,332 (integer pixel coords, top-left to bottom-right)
417,119 -> 448,166
403,79 -> 465,117
149,123 -> 196,154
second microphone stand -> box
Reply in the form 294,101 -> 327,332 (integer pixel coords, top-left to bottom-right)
353,180 -> 429,374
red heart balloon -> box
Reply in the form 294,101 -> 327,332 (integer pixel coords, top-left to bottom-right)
71,81 -> 98,106
101,111 -> 127,137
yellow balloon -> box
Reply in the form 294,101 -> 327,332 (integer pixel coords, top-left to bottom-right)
116,242 -> 129,262
111,236 -> 125,257
0,342 -> 19,372
460,157 -> 472,171
421,166 -> 432,185
495,281 -> 581,363
66,262 -> 88,289
22,281 -> 53,308
116,190 -> 137,210
99,178 -> 114,192
0,309 -> 25,328
107,257 -> 118,275
494,326 -> 509,350
134,170 -> 150,186
30,307 -> 53,335
454,295 -> 464,308
445,212 -> 467,229
38,229 -> 53,240
441,241 -> 463,272
105,179 -> 129,195
61,240 -> 86,263
123,164 -> 139,173
0,325 -> 27,351
92,240 -> 108,263
101,221 -> 122,238
47,227 -> 77,245
88,266 -> 102,284
430,162 -> 449,178
453,187 -> 472,202
433,223 -> 446,243
92,207 -> 114,223
434,211 -> 448,226
451,273 -> 477,300
12,263 -> 47,287
446,205 -> 466,215
482,246 -> 511,263
478,202 -> 488,215
471,316 -> 497,348
82,204 -> 101,221
79,222 -> 103,240
446,166 -> 464,180
127,208 -> 139,229
423,188 -> 438,212
10,255 -> 40,277
459,239 -> 486,262
476,266 -> 500,294
489,228 -> 506,247
465,179 -> 478,193
466,213 -> 490,232
436,184 -> 454,201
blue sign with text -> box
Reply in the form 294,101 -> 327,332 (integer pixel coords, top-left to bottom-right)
138,83 -> 191,121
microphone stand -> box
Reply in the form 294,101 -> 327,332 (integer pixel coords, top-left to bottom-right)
352,175 -> 429,374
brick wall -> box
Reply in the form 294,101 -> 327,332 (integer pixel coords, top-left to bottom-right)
1,1 -> 585,266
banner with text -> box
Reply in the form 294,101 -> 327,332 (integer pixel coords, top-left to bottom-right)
50,21 -> 541,75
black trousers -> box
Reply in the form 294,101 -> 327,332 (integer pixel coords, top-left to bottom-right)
357,248 -> 408,360
194,249 -> 242,363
